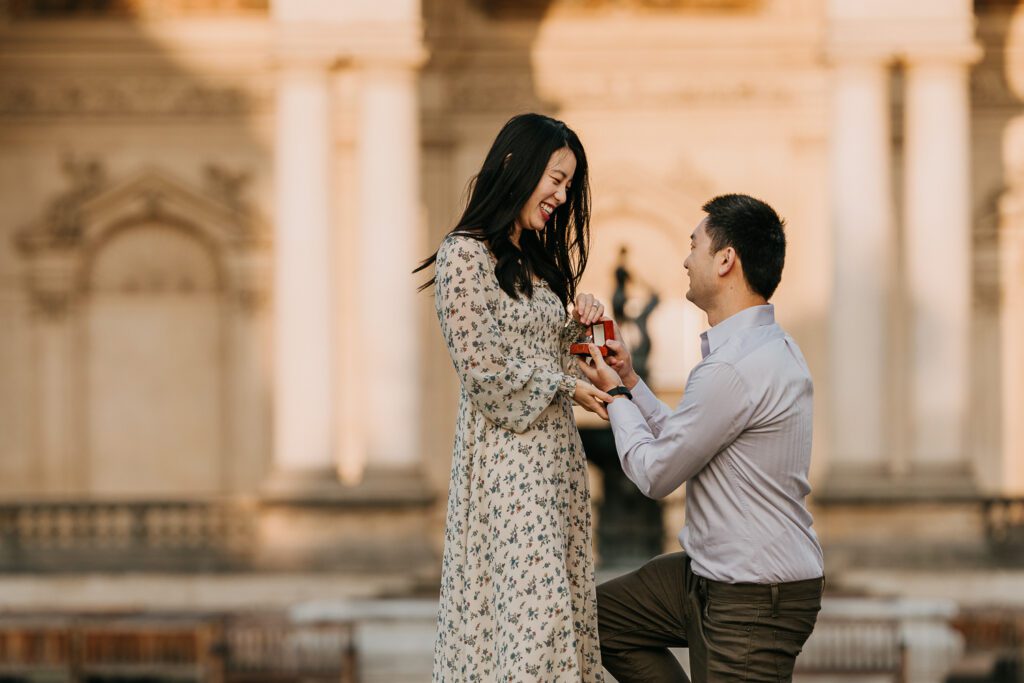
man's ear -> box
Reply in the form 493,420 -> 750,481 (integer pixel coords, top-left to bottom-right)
718,247 -> 737,277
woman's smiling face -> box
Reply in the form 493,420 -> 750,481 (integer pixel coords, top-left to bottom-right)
514,146 -> 577,239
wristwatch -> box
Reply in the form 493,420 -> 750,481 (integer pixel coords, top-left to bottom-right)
607,385 -> 633,401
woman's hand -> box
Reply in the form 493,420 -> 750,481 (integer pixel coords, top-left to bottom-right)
573,381 -> 613,420
572,293 -> 605,325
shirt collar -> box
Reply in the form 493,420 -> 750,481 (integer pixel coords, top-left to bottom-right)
699,304 -> 776,359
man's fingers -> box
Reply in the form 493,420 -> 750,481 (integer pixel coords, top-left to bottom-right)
576,358 -> 597,380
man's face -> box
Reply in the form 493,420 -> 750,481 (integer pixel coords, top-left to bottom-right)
683,217 -> 716,310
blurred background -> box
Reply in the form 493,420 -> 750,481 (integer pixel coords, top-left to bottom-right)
1,0 -> 1023,680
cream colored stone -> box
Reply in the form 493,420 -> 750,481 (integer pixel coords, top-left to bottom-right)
0,0 -> 1023,605
903,55 -> 976,470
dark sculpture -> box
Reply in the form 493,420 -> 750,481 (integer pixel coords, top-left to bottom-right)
581,245 -> 664,570
612,247 -> 660,383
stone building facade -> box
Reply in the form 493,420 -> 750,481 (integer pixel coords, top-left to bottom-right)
0,0 -> 1022,610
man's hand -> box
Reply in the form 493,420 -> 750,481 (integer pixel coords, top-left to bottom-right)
573,381 -> 613,420
605,322 -> 640,389
577,344 -> 624,393
572,293 -> 605,325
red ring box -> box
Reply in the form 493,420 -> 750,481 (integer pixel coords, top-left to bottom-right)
570,320 -> 616,357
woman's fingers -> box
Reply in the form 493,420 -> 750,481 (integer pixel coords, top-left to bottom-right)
582,392 -> 609,420
580,384 -> 612,420
575,293 -> 609,325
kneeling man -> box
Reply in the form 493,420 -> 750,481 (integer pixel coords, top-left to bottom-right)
579,194 -> 824,682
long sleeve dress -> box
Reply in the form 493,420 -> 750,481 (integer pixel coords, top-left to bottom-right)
431,234 -> 604,682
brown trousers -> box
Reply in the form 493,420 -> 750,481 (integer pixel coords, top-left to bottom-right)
597,552 -> 823,682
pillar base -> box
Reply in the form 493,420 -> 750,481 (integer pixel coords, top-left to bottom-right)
813,464 -> 991,574
816,463 -> 979,504
257,466 -> 436,578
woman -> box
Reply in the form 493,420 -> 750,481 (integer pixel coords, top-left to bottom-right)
415,113 -> 609,681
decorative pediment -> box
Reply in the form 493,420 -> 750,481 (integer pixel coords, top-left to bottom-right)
15,159 -> 270,316
16,161 -> 268,256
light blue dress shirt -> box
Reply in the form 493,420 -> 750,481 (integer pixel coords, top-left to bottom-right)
606,304 -> 824,583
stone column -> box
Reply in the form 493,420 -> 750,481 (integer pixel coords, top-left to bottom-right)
828,55 -> 896,474
227,251 -> 271,493
902,48 -> 979,471
258,3 -> 435,575
267,52 -> 338,490
999,192 -> 1024,495
355,50 -> 427,485
27,254 -> 79,494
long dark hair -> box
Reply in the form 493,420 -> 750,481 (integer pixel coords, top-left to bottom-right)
414,113 -> 590,308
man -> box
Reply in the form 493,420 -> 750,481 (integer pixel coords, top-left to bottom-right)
578,194 -> 824,682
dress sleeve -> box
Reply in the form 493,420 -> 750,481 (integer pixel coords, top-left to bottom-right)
435,236 -> 576,434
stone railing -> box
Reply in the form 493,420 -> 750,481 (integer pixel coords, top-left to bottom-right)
0,613 -> 358,683
289,597 -> 965,683
796,616 -> 905,677
797,598 -> 964,683
0,500 -> 255,572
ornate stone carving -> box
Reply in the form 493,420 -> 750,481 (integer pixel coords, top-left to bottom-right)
29,289 -> 75,321
472,0 -> 760,18
9,0 -> 268,19
970,60 -> 1022,109
17,160 -> 266,255
0,74 -> 266,119
17,160 -> 270,327
14,155 -> 104,256
446,69 -> 794,111
204,164 -> 253,213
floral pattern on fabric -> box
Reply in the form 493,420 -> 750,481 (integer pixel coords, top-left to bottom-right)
432,235 -> 604,682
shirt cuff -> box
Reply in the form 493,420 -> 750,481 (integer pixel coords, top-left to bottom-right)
631,377 -> 662,419
607,393 -> 646,429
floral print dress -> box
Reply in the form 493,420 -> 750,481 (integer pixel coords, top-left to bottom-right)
431,235 -> 604,682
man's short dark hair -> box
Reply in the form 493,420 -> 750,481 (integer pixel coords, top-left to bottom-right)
701,194 -> 786,300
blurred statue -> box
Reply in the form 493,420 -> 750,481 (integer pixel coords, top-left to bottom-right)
612,246 -> 659,383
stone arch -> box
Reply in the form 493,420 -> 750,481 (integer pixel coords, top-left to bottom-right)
16,165 -> 270,497
583,165 -> 711,390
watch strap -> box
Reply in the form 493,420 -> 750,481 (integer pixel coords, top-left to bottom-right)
607,385 -> 633,401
